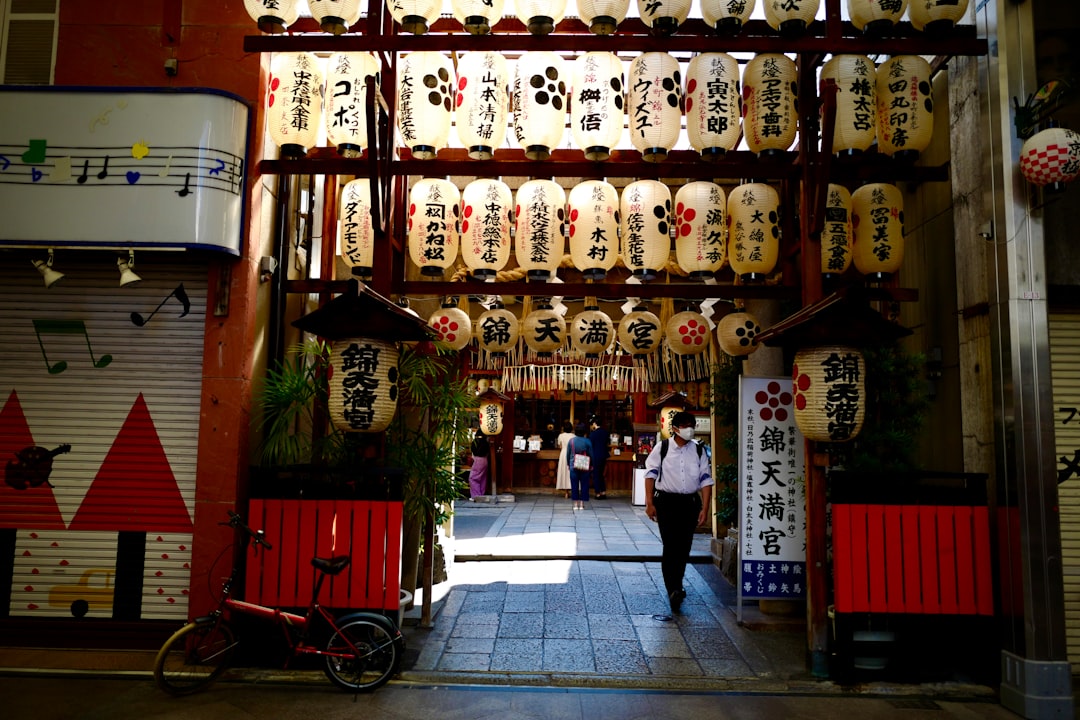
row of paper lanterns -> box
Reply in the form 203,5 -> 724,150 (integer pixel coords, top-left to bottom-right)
246,0 -> 969,37
343,176 -> 905,282
268,49 -> 935,162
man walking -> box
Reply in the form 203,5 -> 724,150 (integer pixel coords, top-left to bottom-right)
643,411 -> 713,613
588,416 -> 610,499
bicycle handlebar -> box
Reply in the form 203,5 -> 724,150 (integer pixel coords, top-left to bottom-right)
225,511 -> 273,550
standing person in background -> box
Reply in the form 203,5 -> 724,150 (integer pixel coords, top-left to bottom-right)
588,416 -> 610,499
567,422 -> 594,511
555,421 -> 574,500
468,430 -> 490,500
643,411 -> 713,612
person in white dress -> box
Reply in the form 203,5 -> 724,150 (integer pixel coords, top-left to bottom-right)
555,421 -> 574,498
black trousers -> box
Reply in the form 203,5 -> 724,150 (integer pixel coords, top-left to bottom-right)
654,490 -> 701,595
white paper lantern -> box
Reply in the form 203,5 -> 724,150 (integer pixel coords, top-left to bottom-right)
717,311 -> 761,357
398,52 -> 455,160
820,54 -> 877,155
476,305 -> 520,355
452,0 -> 506,35
727,183 -> 780,281
1019,127 -> 1080,187
523,302 -> 567,356
618,306 -> 663,356
571,306 -> 615,358
666,310 -> 710,356
685,53 -> 742,160
743,53 -> 798,157
512,52 -> 568,161
244,0 -> 300,33
822,184 -> 853,278
515,179 -> 566,281
479,396 -> 505,435
849,0 -> 908,35
852,183 -> 904,280
876,55 -> 934,161
628,53 -> 683,163
636,0 -> 691,36
386,0 -> 443,34
429,305 -> 473,351
675,182 -> 726,278
407,178 -> 460,277
567,180 -> 620,280
570,52 -> 625,162
339,178 -> 375,279
328,339 -> 399,433
701,0 -> 756,34
516,0 -> 567,34
461,178 -> 513,280
576,0 -> 630,35
909,0 -> 969,34
455,52 -> 509,161
764,0 -> 819,35
325,52 -> 379,158
267,52 -> 324,158
620,180 -> 671,281
793,346 -> 866,442
308,0 -> 363,34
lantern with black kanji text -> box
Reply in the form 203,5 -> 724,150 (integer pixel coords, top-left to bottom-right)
628,53 -> 683,163
478,389 -> 508,435
701,0 -> 756,34
618,305 -> 663,357
407,178 -> 460,277
620,180 -> 671,280
523,301 -> 567,357
570,52 -> 625,162
568,180 -> 620,280
571,306 -> 615,358
636,0 -> 690,36
792,346 -> 866,442
820,54 -> 877,155
743,53 -> 798,157
1019,127 -> 1080,189
515,179 -> 566,281
876,55 -> 933,161
764,0 -> 818,36
852,182 -> 904,280
267,52 -> 324,158
397,52 -> 455,160
727,182 -> 780,282
329,339 -> 400,433
512,52 -> 568,161
685,53 -> 742,160
455,52 -> 509,160
325,52 -> 380,158
244,0 -> 300,33
675,181 -> 727,278
822,184 -> 853,279
476,304 -> 520,356
849,0 -> 908,36
339,178 -> 375,279
461,178 -> 513,280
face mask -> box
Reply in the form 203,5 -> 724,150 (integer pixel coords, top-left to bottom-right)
677,426 -> 696,441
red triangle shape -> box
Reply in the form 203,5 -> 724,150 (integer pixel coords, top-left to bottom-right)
69,393 -> 192,532
0,390 -> 66,530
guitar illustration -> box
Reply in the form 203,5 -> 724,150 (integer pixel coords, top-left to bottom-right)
5,444 -> 71,490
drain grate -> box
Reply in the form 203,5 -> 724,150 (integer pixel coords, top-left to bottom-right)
887,698 -> 942,710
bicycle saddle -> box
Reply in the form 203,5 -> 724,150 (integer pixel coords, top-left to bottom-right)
311,555 -> 351,575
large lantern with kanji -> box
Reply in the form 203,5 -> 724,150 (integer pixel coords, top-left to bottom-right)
675,181 -> 726,278
339,179 -> 375,279
478,390 -> 507,435
666,309 -> 710,356
329,339 -> 400,433
820,54 -> 877,155
822,184 -> 853,278
852,182 -> 904,280
628,53 -> 683,163
701,0 -> 756,34
407,178 -> 460,277
743,53 -> 798,156
717,311 -> 761,357
849,0 -> 908,36
876,55 -> 934,161
764,0 -> 819,35
476,304 -> 520,356
515,179 -> 566,281
325,52 -> 380,158
570,305 -> 615,358
398,52 -> 455,159
267,52 -> 324,158
792,346 -> 866,442
618,306 -> 663,356
620,179 -> 671,280
523,301 -> 567,357
429,303 -> 473,351
461,178 -> 513,280
727,182 -> 780,282
512,52 -> 568,161
568,180 -> 620,280
570,52 -> 625,162
244,0 -> 300,33
685,53 -> 742,160
456,51 -> 509,160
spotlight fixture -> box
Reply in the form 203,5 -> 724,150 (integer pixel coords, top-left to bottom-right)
118,250 -> 142,288
32,249 -> 65,289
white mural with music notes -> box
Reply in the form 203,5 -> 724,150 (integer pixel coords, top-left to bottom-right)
0,88 -> 248,256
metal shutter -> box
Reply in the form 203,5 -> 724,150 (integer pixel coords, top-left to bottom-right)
1050,312 -> 1080,665
1,0 -> 57,85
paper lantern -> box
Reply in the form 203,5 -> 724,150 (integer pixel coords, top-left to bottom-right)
1019,127 -> 1080,187
325,52 -> 380,158
576,0 -> 630,35
909,0 -> 969,34
628,53 -> 683,162
244,0 -> 300,33
876,55 -> 934,161
571,306 -> 615,357
852,183 -> 904,280
701,0 -> 756,34
685,53 -> 742,160
743,53 -> 798,157
666,310 -> 710,356
618,306 -> 663,356
523,302 -> 567,356
452,0 -> 505,34
764,0 -> 819,35
407,178 -> 460,277
620,180 -> 671,281
476,305 -> 520,356
675,181 -> 727,278
328,339 -> 400,433
514,179 -> 566,281
516,0 -> 567,34
570,52 -> 625,162
636,0 -> 691,36
820,54 -> 877,155
339,178 -> 375,279
429,305 -> 473,351
567,180 -> 620,280
792,346 -> 866,442
849,0 -> 908,35
727,183 -> 780,282
658,405 -> 683,439
267,52 -> 324,158
398,52 -> 455,160
461,179 -> 513,280
512,52 -> 568,161
821,184 -> 853,278
386,0 -> 442,34
455,52 -> 509,161
308,0 -> 363,34
479,396 -> 505,435
717,311 -> 761,357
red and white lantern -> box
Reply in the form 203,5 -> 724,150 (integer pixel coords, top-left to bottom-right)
516,0 -> 567,35
701,0 -> 756,34
567,180 -> 620,280
514,179 -> 567,281
407,178 -> 460,277
570,52 -> 625,162
477,305 -> 520,356
909,0 -> 969,33
398,52 -> 455,160
852,183 -> 904,280
244,0 -> 300,33
328,339 -> 400,433
339,178 -> 375,279
674,182 -> 727,278
666,309 -> 710,356
764,0 -> 819,35
267,52 -> 324,158
849,0 -> 908,35
685,53 -> 742,160
461,178 -> 513,280
512,52 -> 568,161
876,55 -> 934,160
1019,127 -> 1080,187
820,54 -> 877,155
618,306 -> 663,356
452,0 -> 506,34
570,306 -> 615,358
743,53 -> 798,156
793,346 -> 866,442
325,52 -> 379,158
620,180 -> 671,281
455,51 -> 509,161
385,0 -> 442,34
727,183 -> 780,282
429,304 -> 473,351
628,53 -> 683,163
576,0 -> 630,35
821,184 -> 853,278
636,0 -> 691,36
308,0 -> 363,34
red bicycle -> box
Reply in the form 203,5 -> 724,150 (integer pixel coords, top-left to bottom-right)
153,511 -> 404,694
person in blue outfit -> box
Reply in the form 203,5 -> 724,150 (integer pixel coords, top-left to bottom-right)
566,422 -> 594,510
588,415 -> 610,499
643,411 -> 713,612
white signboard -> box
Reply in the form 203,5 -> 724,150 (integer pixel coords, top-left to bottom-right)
738,376 -> 807,601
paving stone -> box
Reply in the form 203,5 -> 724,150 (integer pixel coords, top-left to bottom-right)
450,621 -> 499,639
497,611 -> 544,638
646,656 -> 704,676
592,638 -> 650,674
490,638 -> 543,671
503,592 -> 545,612
454,611 -> 501,626
543,612 -> 589,638
543,638 -> 595,672
587,614 -> 637,641
444,637 -> 496,654
436,652 -> 491,671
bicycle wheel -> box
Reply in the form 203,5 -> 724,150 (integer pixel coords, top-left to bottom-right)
323,616 -> 402,692
154,619 -> 237,695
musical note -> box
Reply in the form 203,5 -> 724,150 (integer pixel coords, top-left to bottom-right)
176,172 -> 191,197
96,155 -> 110,180
130,284 -> 191,327
0,155 -> 10,171
131,140 -> 150,160
50,156 -> 72,183
21,139 -> 46,164
76,159 -> 89,184
33,319 -> 113,374
209,159 -> 226,176
158,154 -> 172,177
